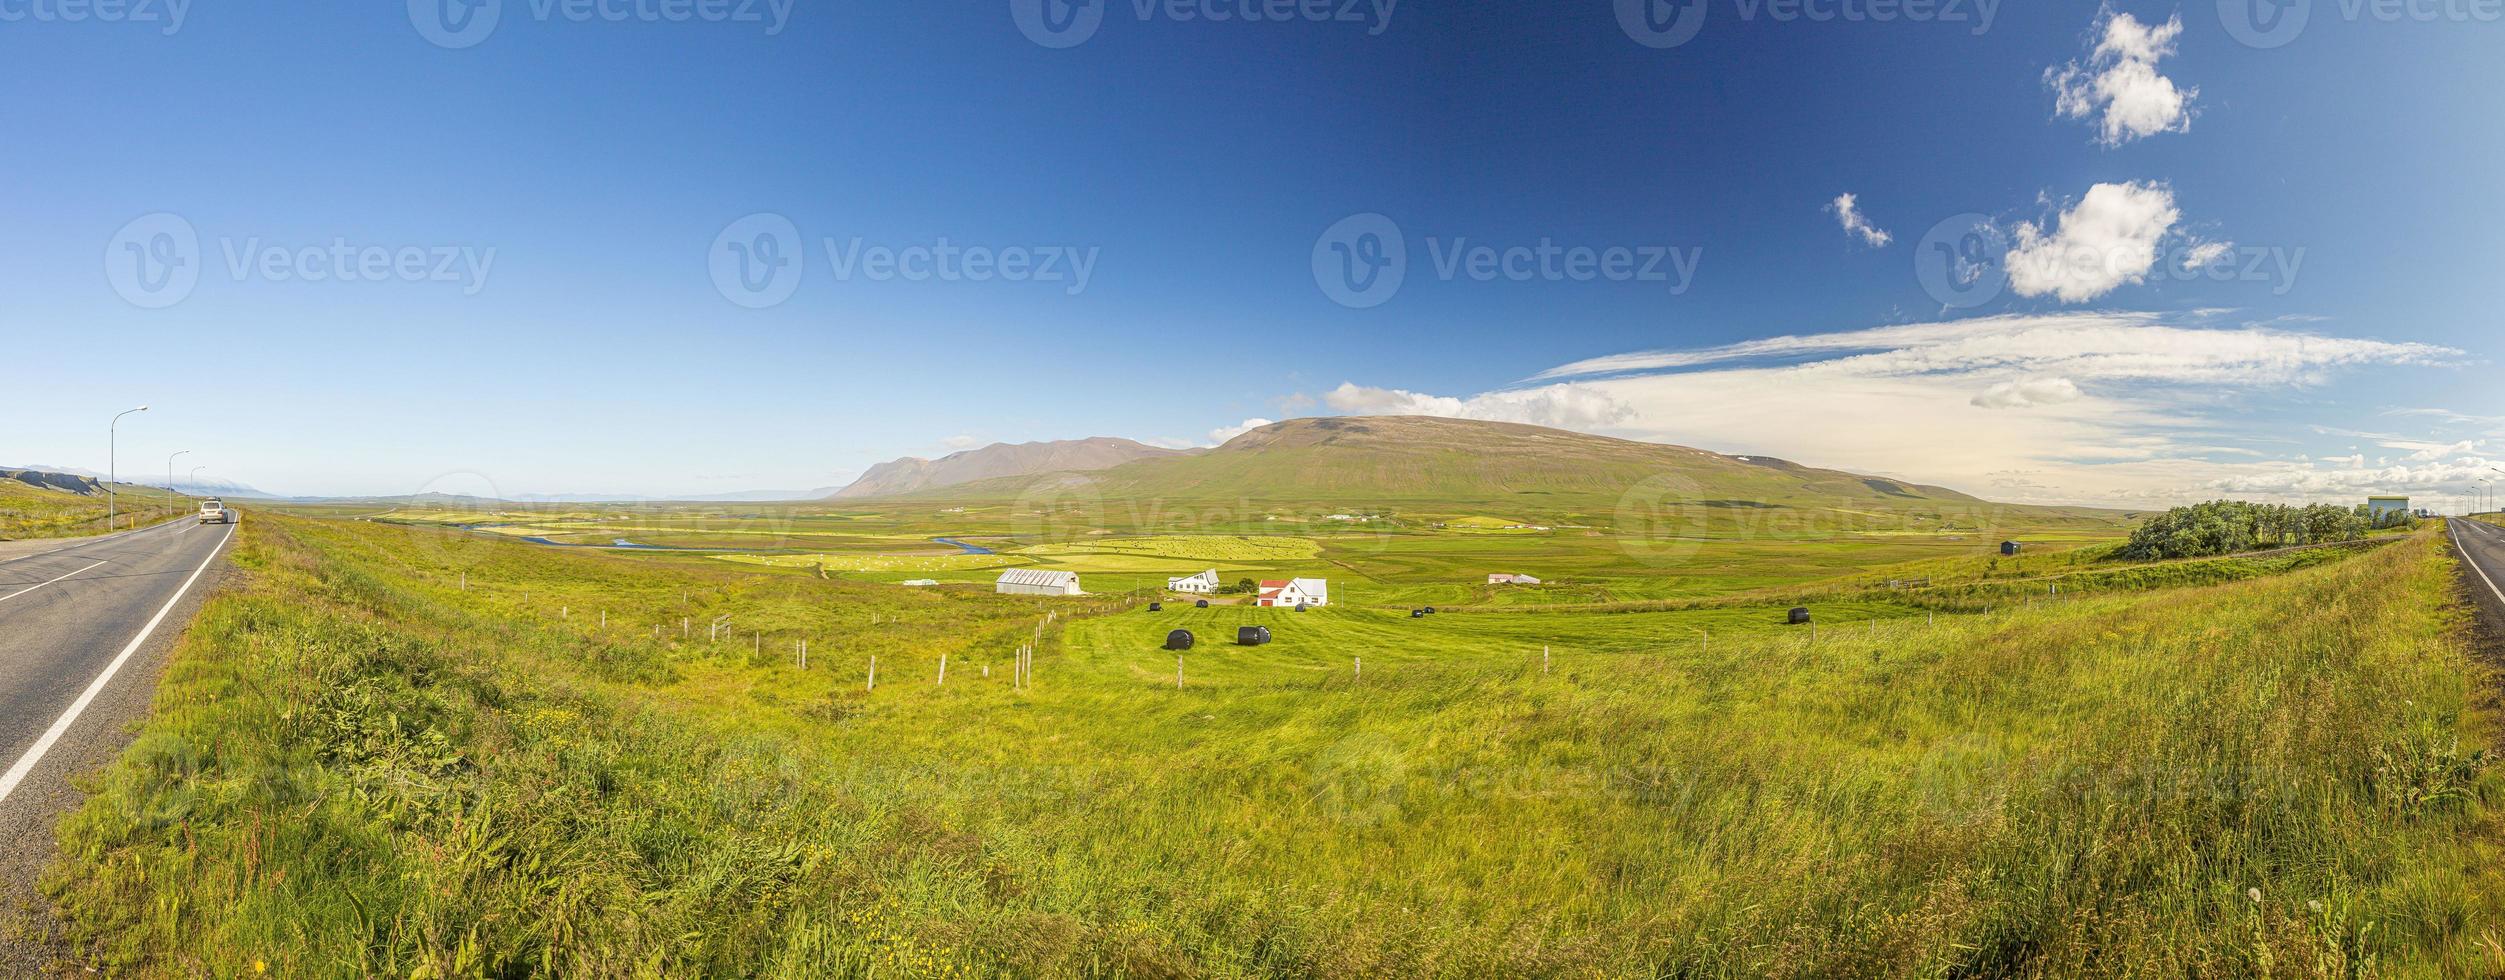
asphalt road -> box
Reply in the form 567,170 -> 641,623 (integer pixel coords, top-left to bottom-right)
0,516 -> 234,972
2450,518 -> 2505,631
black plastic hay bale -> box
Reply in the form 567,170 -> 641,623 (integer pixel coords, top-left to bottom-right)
1164,629 -> 1195,651
1236,626 -> 1272,646
1148,602 -> 1162,612
1195,599 -> 1210,608
1423,606 -> 1438,615
1294,604 -> 1309,613
1787,606 -> 1812,625
1410,609 -> 1426,618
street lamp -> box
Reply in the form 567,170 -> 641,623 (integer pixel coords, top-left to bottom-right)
166,450 -> 189,512
109,405 -> 148,529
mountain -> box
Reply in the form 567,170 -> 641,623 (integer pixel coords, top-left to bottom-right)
10,464 -> 274,499
831,437 -> 1192,499
918,416 -> 1988,506
2,468 -> 105,496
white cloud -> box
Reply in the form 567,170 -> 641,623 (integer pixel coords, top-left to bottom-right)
1343,312 -> 2466,507
1971,377 -> 2082,409
2180,239 -> 2233,271
2050,12 -> 2196,146
940,434 -> 981,451
1208,418 -> 1275,444
2005,182 -> 2182,302
1827,192 -> 1893,247
1324,381 -> 1635,431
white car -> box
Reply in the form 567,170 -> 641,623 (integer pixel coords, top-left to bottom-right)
198,498 -> 237,525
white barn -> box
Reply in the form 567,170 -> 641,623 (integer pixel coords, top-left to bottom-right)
995,568 -> 1082,596
1167,569 -> 1221,594
1257,578 -> 1329,608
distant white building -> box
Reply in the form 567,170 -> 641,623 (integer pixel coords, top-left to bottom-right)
1167,569 -> 1221,594
1257,578 -> 1329,608
900,579 -> 939,587
995,568 -> 1082,596
1487,573 -> 1542,585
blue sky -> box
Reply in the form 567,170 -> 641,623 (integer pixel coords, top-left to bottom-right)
3,0 -> 2499,505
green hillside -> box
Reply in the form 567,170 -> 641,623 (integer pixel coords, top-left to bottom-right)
927,416 -> 1981,505
0,470 -> 194,540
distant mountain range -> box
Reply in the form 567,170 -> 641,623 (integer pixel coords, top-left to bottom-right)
830,437 -> 1192,499
3,465 -> 270,498
849,416 -> 1991,508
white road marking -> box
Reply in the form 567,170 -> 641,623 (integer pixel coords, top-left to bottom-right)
0,560 -> 109,606
0,524 -> 233,806
2451,520 -> 2505,607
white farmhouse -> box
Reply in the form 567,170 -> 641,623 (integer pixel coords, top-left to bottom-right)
995,568 -> 1082,596
1257,578 -> 1329,608
1167,569 -> 1221,594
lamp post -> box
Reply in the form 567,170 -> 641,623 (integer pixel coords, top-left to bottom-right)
166,450 -> 189,512
109,405 -> 148,529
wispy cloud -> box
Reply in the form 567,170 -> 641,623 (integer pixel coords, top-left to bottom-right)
1336,312 -> 2467,506
1827,193 -> 1893,247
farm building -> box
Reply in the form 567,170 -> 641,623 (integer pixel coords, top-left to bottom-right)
1167,569 -> 1221,593
2000,541 -> 2022,556
1256,578 -> 1329,608
995,568 -> 1082,596
1487,573 -> 1542,585
899,579 -> 939,587
2368,496 -> 2411,521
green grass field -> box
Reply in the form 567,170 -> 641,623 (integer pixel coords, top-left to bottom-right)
43,512 -> 2505,976
0,475 -> 195,540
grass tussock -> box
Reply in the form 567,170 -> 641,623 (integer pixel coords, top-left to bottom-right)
43,517 -> 2505,977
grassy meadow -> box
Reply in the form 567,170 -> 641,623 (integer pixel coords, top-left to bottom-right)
0,474 -> 194,540
43,510 -> 2505,976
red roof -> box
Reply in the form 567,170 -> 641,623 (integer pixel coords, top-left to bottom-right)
1259,579 -> 1288,588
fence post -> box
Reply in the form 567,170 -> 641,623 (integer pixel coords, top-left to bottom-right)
868,655 -> 876,691
938,653 -> 948,686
